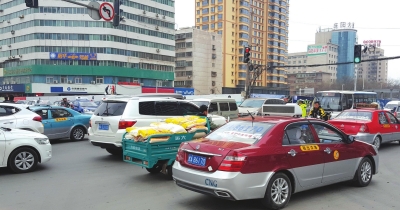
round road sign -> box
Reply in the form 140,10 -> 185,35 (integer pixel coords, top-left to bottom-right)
99,2 -> 115,21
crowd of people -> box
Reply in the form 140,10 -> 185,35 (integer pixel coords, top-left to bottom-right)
2,95 -> 15,103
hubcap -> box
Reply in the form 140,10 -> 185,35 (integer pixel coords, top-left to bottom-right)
14,151 -> 34,170
361,161 -> 372,183
271,178 -> 289,205
373,137 -> 380,149
73,128 -> 84,139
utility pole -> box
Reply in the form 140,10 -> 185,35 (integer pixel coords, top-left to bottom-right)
244,10 -> 254,99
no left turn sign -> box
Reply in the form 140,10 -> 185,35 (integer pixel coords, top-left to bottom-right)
99,2 -> 115,21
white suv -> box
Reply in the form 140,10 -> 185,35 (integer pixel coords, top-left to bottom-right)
0,103 -> 44,133
88,97 -> 204,155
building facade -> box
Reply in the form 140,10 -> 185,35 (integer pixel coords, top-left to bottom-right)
287,44 -> 339,82
357,47 -> 388,85
195,0 -> 289,89
0,0 -> 175,95
175,27 -> 223,95
287,72 -> 332,95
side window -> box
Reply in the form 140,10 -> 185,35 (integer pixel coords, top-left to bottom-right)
139,101 -> 155,115
155,102 -> 179,116
0,106 -> 19,116
283,123 -> 315,145
35,109 -> 49,120
219,102 -> 229,111
51,109 -> 72,118
312,123 -> 343,143
386,112 -> 398,124
229,102 -> 238,111
378,112 -> 389,124
209,102 -> 218,112
179,102 -> 200,115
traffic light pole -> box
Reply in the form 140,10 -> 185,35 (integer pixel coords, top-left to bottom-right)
354,64 -> 357,91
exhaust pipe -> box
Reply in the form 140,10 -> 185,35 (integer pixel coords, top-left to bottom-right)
214,190 -> 230,198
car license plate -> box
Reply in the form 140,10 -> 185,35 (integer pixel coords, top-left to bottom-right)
99,124 -> 109,130
187,154 -> 206,166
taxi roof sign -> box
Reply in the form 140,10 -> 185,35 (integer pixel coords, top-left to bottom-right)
354,103 -> 378,109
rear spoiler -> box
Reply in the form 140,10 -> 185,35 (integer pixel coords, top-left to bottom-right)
262,103 -> 302,117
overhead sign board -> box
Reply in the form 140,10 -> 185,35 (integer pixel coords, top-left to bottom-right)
49,52 -> 97,61
363,40 -> 381,47
307,45 -> 328,56
99,2 -> 114,21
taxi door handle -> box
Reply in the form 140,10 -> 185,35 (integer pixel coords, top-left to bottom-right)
288,149 -> 297,157
324,148 -> 331,154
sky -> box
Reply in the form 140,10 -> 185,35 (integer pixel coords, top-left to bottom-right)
175,0 -> 400,80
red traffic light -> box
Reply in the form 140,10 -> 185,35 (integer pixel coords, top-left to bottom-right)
245,47 -> 250,53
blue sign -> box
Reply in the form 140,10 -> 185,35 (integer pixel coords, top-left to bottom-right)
50,86 -> 88,93
0,84 -> 25,92
174,87 -> 194,95
49,52 -> 97,61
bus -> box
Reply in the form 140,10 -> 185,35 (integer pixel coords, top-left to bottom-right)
313,91 -> 378,118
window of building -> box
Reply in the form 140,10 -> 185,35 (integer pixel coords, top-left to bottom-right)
60,76 -> 68,83
75,77 -> 82,84
46,77 -> 53,84
96,76 -> 104,84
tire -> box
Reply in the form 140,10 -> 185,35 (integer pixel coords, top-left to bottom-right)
372,136 -> 381,150
353,157 -> 373,187
166,164 -> 173,180
106,148 -> 122,156
146,165 -> 162,174
261,173 -> 292,210
70,126 -> 85,141
8,147 -> 39,173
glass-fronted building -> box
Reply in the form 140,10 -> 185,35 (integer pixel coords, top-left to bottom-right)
0,0 -> 175,95
331,29 -> 357,80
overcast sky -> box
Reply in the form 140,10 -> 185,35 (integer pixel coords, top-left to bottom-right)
175,0 -> 400,80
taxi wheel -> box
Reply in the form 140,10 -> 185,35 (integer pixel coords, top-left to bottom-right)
9,147 -> 39,173
146,165 -> 162,174
70,126 -> 85,141
354,158 -> 373,187
262,173 -> 292,210
372,136 -> 381,150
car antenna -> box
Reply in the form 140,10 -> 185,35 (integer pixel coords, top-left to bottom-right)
247,110 -> 255,126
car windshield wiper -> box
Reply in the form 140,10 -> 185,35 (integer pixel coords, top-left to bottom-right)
1,127 -> 12,131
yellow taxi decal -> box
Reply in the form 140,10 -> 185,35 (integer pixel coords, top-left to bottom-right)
383,124 -> 390,128
55,118 -> 67,122
300,145 -> 319,151
333,150 -> 340,160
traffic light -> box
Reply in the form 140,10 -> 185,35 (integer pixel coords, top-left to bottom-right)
25,0 -> 38,8
113,0 -> 121,27
354,44 -> 362,63
243,46 -> 251,63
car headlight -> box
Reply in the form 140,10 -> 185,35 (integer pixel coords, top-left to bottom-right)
35,138 -> 49,145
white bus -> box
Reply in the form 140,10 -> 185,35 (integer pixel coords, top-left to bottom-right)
313,91 -> 378,118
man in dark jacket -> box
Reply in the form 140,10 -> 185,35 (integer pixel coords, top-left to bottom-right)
60,98 -> 70,108
8,95 -> 15,103
3,96 -> 9,102
309,101 -> 328,121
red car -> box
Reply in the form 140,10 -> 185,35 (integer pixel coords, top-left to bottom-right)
173,116 -> 378,210
329,105 -> 400,150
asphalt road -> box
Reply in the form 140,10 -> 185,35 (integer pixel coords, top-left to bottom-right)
1,139 -> 400,210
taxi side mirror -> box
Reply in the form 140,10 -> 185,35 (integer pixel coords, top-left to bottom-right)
347,135 -> 355,144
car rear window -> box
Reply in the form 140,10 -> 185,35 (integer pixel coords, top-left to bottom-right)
93,101 -> 127,116
335,111 -> 372,121
205,121 -> 274,144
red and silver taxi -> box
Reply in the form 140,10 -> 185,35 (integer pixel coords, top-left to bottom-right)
173,117 -> 378,210
329,103 -> 400,150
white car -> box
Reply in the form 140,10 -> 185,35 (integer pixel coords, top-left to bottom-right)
0,103 -> 44,133
0,127 -> 52,173
89,97 -> 216,155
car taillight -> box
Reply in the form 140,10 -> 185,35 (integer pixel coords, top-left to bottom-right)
118,120 -> 136,129
33,116 -> 42,122
176,144 -> 184,162
359,124 -> 369,133
218,151 -> 246,172
89,120 -> 91,127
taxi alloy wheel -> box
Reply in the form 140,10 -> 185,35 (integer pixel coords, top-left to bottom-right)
71,126 -> 85,141
9,147 -> 39,173
262,173 -> 292,210
354,158 -> 373,187
372,136 -> 381,150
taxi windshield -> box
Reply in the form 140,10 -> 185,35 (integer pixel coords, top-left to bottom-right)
205,121 -> 274,144
239,99 -> 264,108
335,111 -> 372,121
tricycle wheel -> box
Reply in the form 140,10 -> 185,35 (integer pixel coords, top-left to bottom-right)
146,165 -> 162,174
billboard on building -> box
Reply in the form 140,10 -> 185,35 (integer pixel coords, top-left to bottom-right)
49,52 -> 97,60
363,40 -> 381,47
307,45 -> 328,56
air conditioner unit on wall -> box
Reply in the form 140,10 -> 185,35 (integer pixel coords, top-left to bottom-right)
53,80 -> 58,84
155,26 -> 159,30
18,54 -> 22,58
143,10 -> 146,14
162,15 -> 166,19
156,49 -> 160,53
68,80 -> 73,84
19,15 -> 24,18
91,81 -> 96,84
156,14 -> 159,18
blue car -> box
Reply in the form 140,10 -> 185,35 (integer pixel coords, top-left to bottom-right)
72,100 -> 99,114
29,106 -> 91,141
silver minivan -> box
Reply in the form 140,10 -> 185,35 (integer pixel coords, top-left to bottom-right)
190,98 -> 239,119
238,98 -> 285,116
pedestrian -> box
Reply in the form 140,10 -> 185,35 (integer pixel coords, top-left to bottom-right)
105,85 -> 109,95
8,95 -> 15,103
309,101 -> 328,121
297,99 -> 307,118
3,96 -> 9,102
60,98 -> 70,108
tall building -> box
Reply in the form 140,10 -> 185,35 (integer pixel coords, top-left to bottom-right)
315,25 -> 358,80
195,0 -> 289,89
357,47 -> 388,85
175,27 -> 223,94
0,0 -> 175,96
